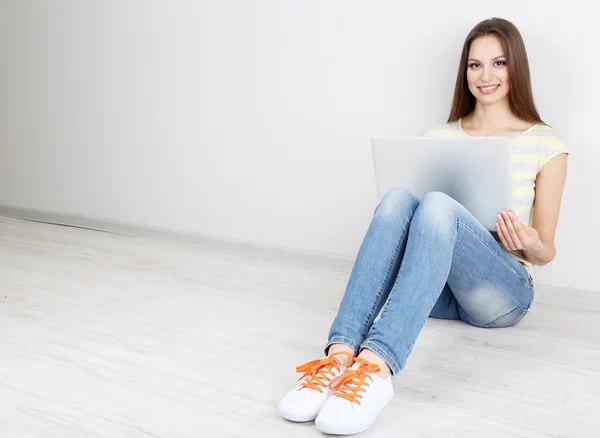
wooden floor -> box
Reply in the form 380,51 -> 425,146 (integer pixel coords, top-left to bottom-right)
1,216 -> 598,438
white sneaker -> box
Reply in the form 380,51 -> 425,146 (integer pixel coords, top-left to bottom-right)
278,352 -> 353,422
315,357 -> 394,435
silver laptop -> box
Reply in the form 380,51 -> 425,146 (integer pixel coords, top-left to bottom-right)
370,136 -> 515,231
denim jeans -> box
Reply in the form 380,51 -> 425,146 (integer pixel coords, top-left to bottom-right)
325,187 -> 534,375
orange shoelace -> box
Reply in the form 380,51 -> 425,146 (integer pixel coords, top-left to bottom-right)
329,357 -> 380,404
295,352 -> 353,393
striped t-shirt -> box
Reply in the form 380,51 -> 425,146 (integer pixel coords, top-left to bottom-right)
423,118 -> 570,279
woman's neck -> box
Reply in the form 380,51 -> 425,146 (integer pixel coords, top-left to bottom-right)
463,101 -> 517,133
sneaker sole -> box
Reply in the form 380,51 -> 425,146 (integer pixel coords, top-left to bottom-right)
278,407 -> 318,423
315,392 -> 394,435
315,416 -> 378,436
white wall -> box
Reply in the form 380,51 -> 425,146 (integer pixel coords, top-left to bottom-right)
0,1 -> 597,292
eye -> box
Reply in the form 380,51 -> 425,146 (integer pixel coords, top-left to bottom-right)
494,60 -> 507,66
468,62 -> 481,69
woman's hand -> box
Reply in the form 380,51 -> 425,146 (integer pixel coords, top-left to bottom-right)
496,209 -> 542,251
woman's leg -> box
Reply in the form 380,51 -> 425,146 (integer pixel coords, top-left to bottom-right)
361,191 -> 534,375
429,282 -> 460,320
443,231 -> 534,329
314,191 -> 534,434
325,187 -> 420,356
278,187 -> 420,423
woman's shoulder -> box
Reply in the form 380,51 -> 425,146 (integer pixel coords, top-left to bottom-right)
422,120 -> 464,137
516,123 -> 570,151
516,123 -> 571,171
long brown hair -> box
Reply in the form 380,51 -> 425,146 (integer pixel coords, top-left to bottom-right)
448,17 -> 544,124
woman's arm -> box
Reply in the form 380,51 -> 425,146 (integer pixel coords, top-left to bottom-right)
496,153 -> 569,266
524,153 -> 569,265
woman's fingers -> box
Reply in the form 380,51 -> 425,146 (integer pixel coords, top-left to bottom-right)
508,210 -> 530,244
496,220 -> 510,249
503,211 -> 523,249
497,213 -> 515,250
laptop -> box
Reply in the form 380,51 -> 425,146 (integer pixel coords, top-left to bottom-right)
370,136 -> 515,231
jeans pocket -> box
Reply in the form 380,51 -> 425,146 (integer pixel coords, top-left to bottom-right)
484,307 -> 529,328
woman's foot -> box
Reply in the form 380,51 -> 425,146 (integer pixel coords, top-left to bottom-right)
278,351 -> 354,422
315,356 -> 394,435
356,348 -> 392,379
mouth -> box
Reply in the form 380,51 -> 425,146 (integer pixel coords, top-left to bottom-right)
478,84 -> 500,94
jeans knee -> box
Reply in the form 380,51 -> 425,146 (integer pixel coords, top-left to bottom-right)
413,191 -> 457,226
375,187 -> 419,218
422,191 -> 454,209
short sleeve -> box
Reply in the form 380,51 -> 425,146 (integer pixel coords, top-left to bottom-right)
421,125 -> 443,136
537,136 -> 570,173
421,122 -> 464,137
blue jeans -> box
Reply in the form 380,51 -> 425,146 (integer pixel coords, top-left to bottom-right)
325,187 -> 534,375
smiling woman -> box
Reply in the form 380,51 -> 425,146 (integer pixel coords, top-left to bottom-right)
277,17 -> 570,436
448,17 -> 543,128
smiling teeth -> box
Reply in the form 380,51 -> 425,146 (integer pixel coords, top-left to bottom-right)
480,85 -> 498,90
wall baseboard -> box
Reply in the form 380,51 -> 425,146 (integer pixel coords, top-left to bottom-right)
0,205 -> 355,272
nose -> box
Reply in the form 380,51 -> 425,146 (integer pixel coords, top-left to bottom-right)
481,66 -> 493,82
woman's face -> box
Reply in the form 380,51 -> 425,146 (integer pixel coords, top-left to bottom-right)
466,35 -> 510,106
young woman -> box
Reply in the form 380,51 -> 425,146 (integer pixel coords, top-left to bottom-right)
278,17 -> 570,435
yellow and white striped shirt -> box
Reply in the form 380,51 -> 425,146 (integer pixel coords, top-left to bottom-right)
423,118 -> 570,278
